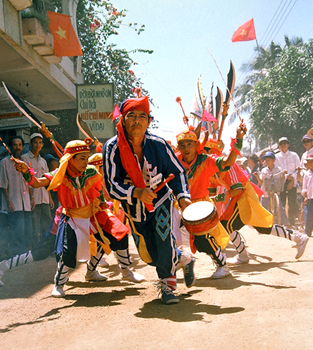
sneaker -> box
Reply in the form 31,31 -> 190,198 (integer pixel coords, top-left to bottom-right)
122,268 -> 146,283
85,269 -> 108,282
98,257 -> 109,267
161,289 -> 180,305
177,250 -> 196,288
227,251 -> 250,265
210,265 -> 231,279
184,258 -> 196,287
294,234 -> 309,259
156,279 -> 180,305
51,285 -> 65,297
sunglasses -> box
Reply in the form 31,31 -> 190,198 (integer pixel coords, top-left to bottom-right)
303,139 -> 312,144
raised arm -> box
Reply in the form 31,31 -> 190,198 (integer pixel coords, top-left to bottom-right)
12,157 -> 50,188
220,121 -> 247,169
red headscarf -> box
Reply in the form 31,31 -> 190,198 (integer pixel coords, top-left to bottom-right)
116,96 -> 154,212
120,96 -> 150,117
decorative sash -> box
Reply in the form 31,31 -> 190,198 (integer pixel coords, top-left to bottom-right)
116,120 -> 154,212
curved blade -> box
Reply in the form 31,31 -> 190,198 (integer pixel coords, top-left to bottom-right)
197,75 -> 206,110
218,61 -> 236,141
2,81 -> 41,129
224,60 -> 235,106
76,113 -> 94,140
194,122 -> 202,139
213,87 -> 223,138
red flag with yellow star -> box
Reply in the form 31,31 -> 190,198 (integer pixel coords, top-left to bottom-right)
231,19 -> 256,42
48,11 -> 82,56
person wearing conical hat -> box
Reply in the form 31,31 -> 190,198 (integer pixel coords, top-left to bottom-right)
103,94 -> 195,305
176,123 -> 246,279
13,139 -> 143,297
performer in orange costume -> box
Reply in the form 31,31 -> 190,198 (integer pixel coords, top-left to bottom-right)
13,139 -> 143,297
203,139 -> 309,264
176,122 -> 246,279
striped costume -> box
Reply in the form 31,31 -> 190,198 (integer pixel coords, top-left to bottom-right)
103,131 -> 190,280
177,152 -> 230,267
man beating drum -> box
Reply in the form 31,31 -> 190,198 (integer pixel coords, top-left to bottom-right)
176,121 -> 247,279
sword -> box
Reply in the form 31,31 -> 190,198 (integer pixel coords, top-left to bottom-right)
76,113 -> 100,146
2,82 -> 64,158
218,61 -> 236,141
212,87 -> 223,139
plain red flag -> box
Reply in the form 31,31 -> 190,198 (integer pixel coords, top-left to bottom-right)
231,19 -> 256,42
48,11 -> 82,56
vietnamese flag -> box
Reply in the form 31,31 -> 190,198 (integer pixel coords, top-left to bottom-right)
48,11 -> 82,56
231,19 -> 256,42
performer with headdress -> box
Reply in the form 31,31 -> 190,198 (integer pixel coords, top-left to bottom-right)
13,139 -> 143,297
204,137 -> 309,264
103,92 -> 195,305
176,122 -> 246,279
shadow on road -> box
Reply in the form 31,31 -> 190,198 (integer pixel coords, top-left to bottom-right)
134,290 -> 245,322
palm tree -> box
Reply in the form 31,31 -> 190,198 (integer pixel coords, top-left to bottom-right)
230,37 -> 304,123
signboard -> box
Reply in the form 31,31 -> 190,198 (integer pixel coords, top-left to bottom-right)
77,83 -> 115,140
0,112 -> 31,130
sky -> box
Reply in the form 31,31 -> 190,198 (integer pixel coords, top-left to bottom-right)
107,0 -> 313,150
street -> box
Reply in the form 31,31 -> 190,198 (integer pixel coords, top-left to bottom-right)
0,226 -> 312,350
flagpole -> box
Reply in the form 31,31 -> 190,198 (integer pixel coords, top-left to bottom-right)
253,17 -> 260,51
256,38 -> 260,51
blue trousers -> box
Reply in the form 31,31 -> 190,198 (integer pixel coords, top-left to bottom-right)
7,210 -> 32,256
130,199 -> 178,279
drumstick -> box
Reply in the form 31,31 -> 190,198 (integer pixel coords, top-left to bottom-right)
153,174 -> 175,193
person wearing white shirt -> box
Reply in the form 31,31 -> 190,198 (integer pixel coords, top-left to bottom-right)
0,137 -> 32,256
302,153 -> 313,236
300,134 -> 313,168
256,151 -> 289,226
298,134 -> 313,228
23,133 -> 52,248
275,137 -> 300,226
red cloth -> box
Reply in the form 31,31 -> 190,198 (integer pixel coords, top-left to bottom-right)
231,19 -> 256,42
47,11 -> 82,56
116,120 -> 154,212
120,96 -> 150,116
202,110 -> 217,122
91,210 -> 128,241
44,167 -> 102,210
219,163 -> 264,221
177,153 -> 220,200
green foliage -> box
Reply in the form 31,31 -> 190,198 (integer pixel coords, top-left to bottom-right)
250,40 -> 313,152
76,0 -> 153,106
49,0 -> 154,144
21,0 -> 56,32
46,110 -> 78,148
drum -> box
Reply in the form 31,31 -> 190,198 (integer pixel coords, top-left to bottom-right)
182,201 -> 219,236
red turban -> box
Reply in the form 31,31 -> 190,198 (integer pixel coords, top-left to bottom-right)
120,96 -> 150,117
